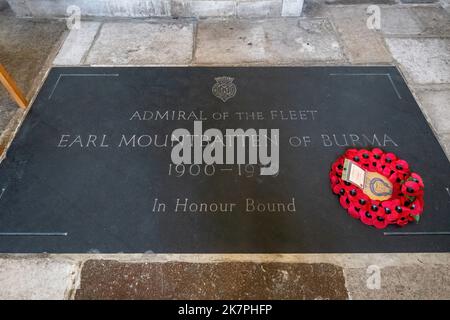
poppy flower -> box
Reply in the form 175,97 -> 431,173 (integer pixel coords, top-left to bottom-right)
339,195 -> 351,209
368,203 -> 381,216
400,196 -> 412,207
373,161 -> 391,177
348,187 -> 362,202
357,149 -> 372,168
409,197 -> 424,216
361,210 -> 375,226
371,148 -> 383,161
397,215 -> 409,227
373,212 -> 389,229
366,160 -> 378,172
401,180 -> 423,197
381,152 -> 397,165
382,166 -> 394,178
375,162 -> 386,174
409,173 -> 424,189
391,159 -> 410,175
341,180 -> 355,192
330,174 -> 340,186
380,200 -> 400,223
356,193 -> 371,211
348,204 -> 361,219
396,208 -> 412,226
332,158 -> 345,177
389,170 -> 408,183
332,183 -> 346,196
345,148 -> 358,159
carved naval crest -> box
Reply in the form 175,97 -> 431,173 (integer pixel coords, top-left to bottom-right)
212,76 -> 237,102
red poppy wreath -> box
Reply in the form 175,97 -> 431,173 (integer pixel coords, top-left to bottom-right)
330,148 -> 424,229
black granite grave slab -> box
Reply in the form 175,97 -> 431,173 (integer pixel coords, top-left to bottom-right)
0,66 -> 449,253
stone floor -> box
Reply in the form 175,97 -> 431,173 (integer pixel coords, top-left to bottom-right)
0,7 -> 66,156
0,1 -> 449,299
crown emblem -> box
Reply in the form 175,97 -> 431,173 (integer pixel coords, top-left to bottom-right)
212,76 -> 237,102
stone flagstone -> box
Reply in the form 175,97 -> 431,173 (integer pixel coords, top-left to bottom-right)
0,13 -> 65,145
386,38 -> 450,84
345,264 -> 450,299
380,7 -> 425,35
194,19 -> 267,64
0,258 -> 78,300
412,6 -> 450,36
194,18 -> 344,64
328,6 -> 392,64
417,90 -> 450,135
54,22 -> 101,65
86,21 -> 194,65
0,100 -> 17,135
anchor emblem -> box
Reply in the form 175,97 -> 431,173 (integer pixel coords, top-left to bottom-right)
212,76 -> 237,102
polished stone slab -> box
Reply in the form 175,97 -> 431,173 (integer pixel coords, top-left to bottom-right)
0,66 -> 449,253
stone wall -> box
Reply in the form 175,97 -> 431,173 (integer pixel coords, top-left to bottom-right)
6,0 -> 304,17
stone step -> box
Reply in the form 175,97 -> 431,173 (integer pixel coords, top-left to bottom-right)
6,0 -> 304,18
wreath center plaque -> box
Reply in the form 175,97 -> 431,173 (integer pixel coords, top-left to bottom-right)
0,67 -> 449,253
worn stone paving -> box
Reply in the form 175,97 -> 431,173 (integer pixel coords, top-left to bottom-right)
345,263 -> 450,299
0,8 -> 66,155
327,6 -> 393,63
0,10 -> 65,105
0,1 -> 449,299
75,261 -> 348,299
53,22 -> 101,66
195,18 -> 345,64
386,38 -> 450,84
86,21 -> 195,65
0,257 -> 78,300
